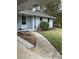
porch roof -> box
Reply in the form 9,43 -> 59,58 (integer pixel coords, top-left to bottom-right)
18,10 -> 55,19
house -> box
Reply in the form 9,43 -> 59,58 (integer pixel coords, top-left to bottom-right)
17,5 -> 55,32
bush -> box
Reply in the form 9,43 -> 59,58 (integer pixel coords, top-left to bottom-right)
40,21 -> 49,31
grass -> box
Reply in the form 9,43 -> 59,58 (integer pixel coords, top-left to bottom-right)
40,28 -> 62,54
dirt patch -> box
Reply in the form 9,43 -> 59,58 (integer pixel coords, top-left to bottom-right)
17,32 -> 37,46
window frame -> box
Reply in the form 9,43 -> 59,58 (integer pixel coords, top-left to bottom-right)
40,17 -> 42,21
48,18 -> 50,22
22,16 -> 26,25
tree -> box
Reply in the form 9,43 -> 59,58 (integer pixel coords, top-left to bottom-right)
44,0 -> 62,28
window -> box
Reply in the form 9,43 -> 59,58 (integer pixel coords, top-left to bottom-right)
22,16 -> 26,25
40,17 -> 42,21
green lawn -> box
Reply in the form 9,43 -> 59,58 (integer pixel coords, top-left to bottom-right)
40,28 -> 62,54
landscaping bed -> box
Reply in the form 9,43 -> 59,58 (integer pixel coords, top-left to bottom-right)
40,28 -> 62,54
17,32 -> 37,46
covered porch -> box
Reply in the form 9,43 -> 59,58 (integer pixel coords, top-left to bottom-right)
17,15 -> 36,32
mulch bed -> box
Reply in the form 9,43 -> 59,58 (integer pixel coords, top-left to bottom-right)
17,32 -> 37,46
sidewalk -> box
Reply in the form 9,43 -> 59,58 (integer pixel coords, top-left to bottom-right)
17,40 -> 47,59
30,32 -> 62,59
17,32 -> 62,59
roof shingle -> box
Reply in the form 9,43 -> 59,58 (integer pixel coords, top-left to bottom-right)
18,10 -> 55,19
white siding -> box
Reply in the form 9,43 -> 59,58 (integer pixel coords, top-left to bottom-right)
42,18 -> 48,22
17,16 -> 33,30
35,17 -> 53,29
36,17 -> 41,29
17,15 -> 54,31
42,18 -> 53,28
32,17 -> 35,29
49,19 -> 53,28
21,16 -> 27,29
26,16 -> 32,29
21,16 -> 32,29
17,15 -> 22,29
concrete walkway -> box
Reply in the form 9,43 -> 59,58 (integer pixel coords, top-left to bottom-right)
17,40 -> 48,59
17,32 -> 62,59
31,32 -> 62,59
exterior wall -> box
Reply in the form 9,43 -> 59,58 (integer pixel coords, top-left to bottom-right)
21,16 -> 32,29
42,18 -> 48,22
17,15 -> 54,31
32,17 -> 35,29
49,18 -> 53,28
17,15 -> 33,30
26,16 -> 32,29
35,17 -> 41,29
41,17 -> 53,28
35,17 -> 53,29
17,15 -> 22,30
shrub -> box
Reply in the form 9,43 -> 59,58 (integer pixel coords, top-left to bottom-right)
40,21 -> 49,31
